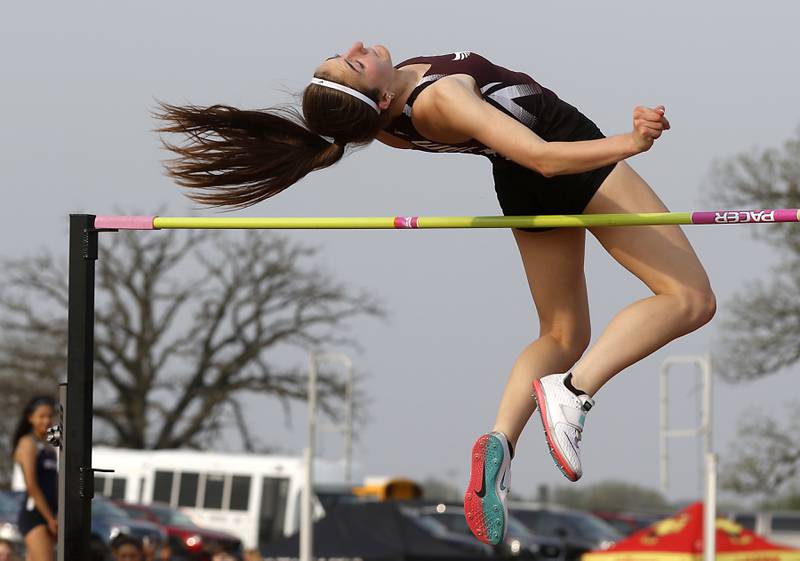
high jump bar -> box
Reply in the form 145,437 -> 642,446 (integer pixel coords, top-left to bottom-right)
93,209 -> 800,230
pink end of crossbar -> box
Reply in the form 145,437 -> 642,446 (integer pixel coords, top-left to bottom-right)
94,216 -> 156,230
393,216 -> 419,229
691,209 -> 800,225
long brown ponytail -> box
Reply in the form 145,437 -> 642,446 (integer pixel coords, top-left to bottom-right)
156,76 -> 384,209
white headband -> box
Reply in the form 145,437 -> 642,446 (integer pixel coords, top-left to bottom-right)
309,77 -> 380,113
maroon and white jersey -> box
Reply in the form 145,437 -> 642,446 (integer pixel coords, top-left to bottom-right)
383,51 -> 584,160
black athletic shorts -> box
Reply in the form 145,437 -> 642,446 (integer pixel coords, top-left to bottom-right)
492,104 -> 616,232
18,498 -> 54,536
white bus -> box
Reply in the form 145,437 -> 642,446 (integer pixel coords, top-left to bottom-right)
725,511 -> 800,548
16,447 -> 359,551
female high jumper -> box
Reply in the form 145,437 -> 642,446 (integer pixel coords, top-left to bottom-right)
156,42 -> 716,545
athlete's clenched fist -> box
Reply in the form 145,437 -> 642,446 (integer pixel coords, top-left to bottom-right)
631,105 -> 671,152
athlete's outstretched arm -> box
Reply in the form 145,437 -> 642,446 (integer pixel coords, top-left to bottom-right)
417,77 -> 669,177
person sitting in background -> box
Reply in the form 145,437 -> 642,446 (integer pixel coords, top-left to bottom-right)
0,538 -> 19,561
243,549 -> 262,561
111,534 -> 144,561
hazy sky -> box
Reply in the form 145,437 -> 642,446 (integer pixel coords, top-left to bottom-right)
3,1 -> 800,504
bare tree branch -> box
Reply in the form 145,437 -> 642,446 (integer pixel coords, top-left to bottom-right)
720,404 -> 800,497
706,126 -> 800,382
705,126 -> 800,501
0,227 -> 383,481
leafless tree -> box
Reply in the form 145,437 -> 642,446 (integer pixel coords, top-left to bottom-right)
0,229 -> 382,487
705,126 -> 800,500
706,126 -> 800,382
719,405 -> 800,499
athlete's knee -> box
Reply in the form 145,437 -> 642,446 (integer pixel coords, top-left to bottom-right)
542,323 -> 591,362
696,287 -> 717,327
674,285 -> 716,331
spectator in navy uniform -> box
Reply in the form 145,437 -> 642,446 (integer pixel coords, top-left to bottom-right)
12,396 -> 57,561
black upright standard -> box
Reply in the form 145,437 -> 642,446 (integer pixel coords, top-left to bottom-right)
61,214 -> 98,561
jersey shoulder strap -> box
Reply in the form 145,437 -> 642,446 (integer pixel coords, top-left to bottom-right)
394,53 -> 473,116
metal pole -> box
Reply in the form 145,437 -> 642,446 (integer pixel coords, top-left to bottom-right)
701,354 -> 716,561
701,354 -> 713,463
659,369 -> 669,492
313,353 -> 354,482
55,384 -> 67,561
704,453 -> 717,561
299,351 -> 354,561
659,354 -> 716,559
300,354 -> 318,561
659,356 -> 711,494
62,214 -> 97,561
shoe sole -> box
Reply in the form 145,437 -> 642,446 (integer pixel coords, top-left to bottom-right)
463,434 -> 509,545
532,380 -> 579,482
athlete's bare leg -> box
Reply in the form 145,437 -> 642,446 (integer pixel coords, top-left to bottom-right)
492,161 -> 715,447
24,525 -> 54,561
491,227 -> 591,448
571,161 -> 716,395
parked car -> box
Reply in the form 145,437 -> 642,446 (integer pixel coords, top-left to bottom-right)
402,506 -> 494,557
91,497 -> 167,560
0,491 -> 24,551
592,511 -> 663,535
114,501 -> 242,561
407,503 -> 564,559
510,504 -> 622,561
0,492 -> 164,561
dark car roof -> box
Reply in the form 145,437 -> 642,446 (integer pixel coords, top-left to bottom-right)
92,499 -> 163,530
510,504 -> 623,544
268,502 -> 489,559
115,501 -> 240,541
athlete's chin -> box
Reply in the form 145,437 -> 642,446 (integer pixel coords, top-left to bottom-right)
376,44 -> 391,62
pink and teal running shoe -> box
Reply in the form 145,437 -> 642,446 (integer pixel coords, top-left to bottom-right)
463,432 -> 511,545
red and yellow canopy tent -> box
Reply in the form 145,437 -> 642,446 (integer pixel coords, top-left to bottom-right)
583,502 -> 800,561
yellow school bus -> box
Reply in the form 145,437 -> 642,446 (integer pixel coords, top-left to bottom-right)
352,476 -> 423,501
